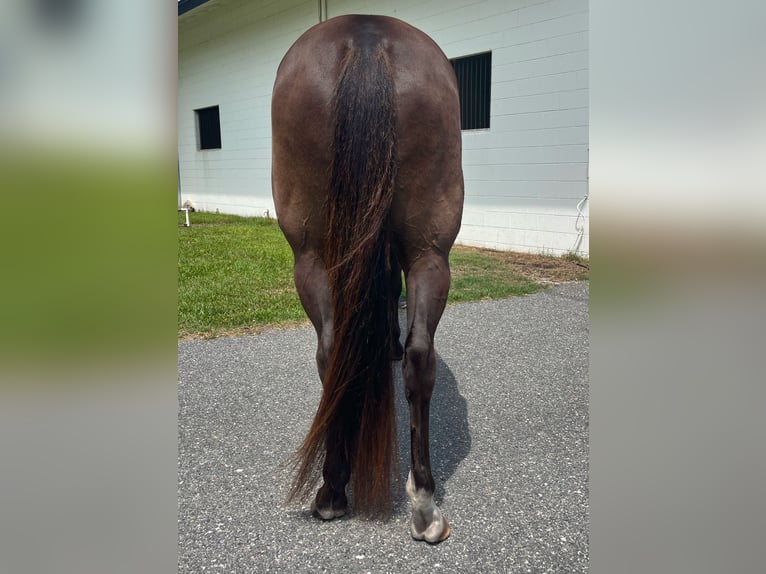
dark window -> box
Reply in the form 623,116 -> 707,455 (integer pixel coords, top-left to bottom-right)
450,52 -> 492,130
195,105 -> 221,149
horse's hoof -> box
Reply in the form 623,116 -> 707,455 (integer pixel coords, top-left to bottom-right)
311,486 -> 348,520
310,499 -> 347,520
410,512 -> 450,543
436,517 -> 451,542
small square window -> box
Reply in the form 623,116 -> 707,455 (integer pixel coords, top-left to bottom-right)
195,105 -> 221,150
450,52 -> 492,130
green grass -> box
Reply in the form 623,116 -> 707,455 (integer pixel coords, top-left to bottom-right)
178,213 -> 544,338
178,213 -> 304,337
448,249 -> 543,302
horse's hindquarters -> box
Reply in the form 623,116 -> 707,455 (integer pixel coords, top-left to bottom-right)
272,15 -> 464,541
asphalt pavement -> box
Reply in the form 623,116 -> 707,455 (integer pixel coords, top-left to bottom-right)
178,282 -> 589,573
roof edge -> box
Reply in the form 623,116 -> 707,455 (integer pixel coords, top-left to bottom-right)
178,0 -> 212,16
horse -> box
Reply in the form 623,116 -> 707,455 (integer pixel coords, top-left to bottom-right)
271,14 -> 464,543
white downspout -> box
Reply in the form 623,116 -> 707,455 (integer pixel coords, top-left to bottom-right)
178,157 -> 190,227
177,157 -> 182,209
570,147 -> 589,254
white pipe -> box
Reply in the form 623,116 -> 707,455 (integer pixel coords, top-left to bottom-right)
179,208 -> 190,227
177,157 -> 182,209
569,148 -> 589,254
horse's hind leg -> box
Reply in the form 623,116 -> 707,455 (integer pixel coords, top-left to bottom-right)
292,251 -> 349,519
312,446 -> 349,520
402,252 -> 451,543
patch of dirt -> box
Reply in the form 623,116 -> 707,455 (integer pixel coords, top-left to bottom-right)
459,246 -> 589,284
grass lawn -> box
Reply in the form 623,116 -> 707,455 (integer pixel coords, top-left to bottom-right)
178,212 -> 570,338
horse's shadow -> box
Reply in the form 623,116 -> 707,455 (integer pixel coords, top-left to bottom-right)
393,339 -> 471,509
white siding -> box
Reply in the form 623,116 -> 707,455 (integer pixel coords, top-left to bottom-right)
178,0 -> 317,217
178,0 -> 589,255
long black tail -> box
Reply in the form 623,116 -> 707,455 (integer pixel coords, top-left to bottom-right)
288,42 -> 398,516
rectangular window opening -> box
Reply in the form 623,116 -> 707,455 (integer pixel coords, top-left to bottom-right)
195,105 -> 221,150
450,52 -> 491,130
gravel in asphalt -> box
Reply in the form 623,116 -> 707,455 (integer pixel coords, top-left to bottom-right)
178,282 -> 589,573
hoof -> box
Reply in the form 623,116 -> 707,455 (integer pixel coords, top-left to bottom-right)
406,470 -> 450,543
311,501 -> 346,520
432,516 -> 451,543
411,513 -> 450,543
311,485 -> 347,520
393,340 -> 404,361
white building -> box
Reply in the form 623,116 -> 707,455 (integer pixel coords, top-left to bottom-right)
178,0 -> 589,256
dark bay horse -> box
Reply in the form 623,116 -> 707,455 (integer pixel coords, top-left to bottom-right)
271,14 -> 463,543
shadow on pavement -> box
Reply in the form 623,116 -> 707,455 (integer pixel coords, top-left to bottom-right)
393,352 -> 472,508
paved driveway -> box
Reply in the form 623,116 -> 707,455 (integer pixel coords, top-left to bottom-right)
179,282 -> 589,573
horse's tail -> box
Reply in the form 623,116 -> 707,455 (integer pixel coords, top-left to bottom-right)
287,42 -> 398,516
